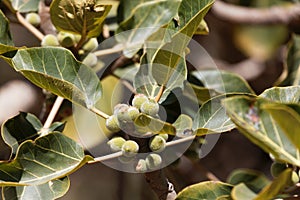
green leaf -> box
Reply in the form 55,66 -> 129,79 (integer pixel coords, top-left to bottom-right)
0,132 -> 91,186
134,114 -> 176,135
134,0 -> 215,101
6,47 -> 102,109
227,169 -> 270,193
192,70 -> 255,95
8,0 -> 39,12
277,34 -> 300,86
176,181 -> 233,200
255,168 -> 293,200
1,112 -> 42,158
193,95 -> 236,136
150,0 -> 214,85
134,56 -> 187,103
2,177 -> 70,200
223,96 -> 300,166
116,0 -> 181,58
173,114 -> 193,137
262,103 -> 300,151
231,183 -> 257,200
0,9 -> 13,46
259,86 -> 300,103
50,0 -> 111,38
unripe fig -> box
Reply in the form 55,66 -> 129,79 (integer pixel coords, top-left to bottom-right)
141,100 -> 159,116
116,106 -> 131,124
107,136 -> 125,152
132,94 -> 148,109
291,171 -> 299,185
82,53 -> 98,67
149,135 -> 166,153
121,140 -> 139,157
57,31 -> 75,47
128,106 -> 140,120
146,153 -> 162,170
25,13 -> 41,27
113,104 -> 129,115
73,34 -> 81,43
136,159 -> 147,172
271,162 -> 287,178
159,134 -> 168,141
82,38 -> 98,52
105,115 -> 120,132
41,34 -> 59,47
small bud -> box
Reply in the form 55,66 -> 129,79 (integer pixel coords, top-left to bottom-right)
41,34 -> 59,47
159,134 -> 168,141
105,115 -> 120,132
107,137 -> 125,152
141,100 -> 159,116
57,31 -> 75,47
128,106 -> 140,120
291,171 -> 299,185
121,140 -> 139,157
25,13 -> 41,27
132,94 -> 148,109
113,104 -> 129,115
82,53 -> 98,67
136,159 -> 148,172
146,153 -> 162,170
116,106 -> 131,123
82,38 -> 98,52
149,135 -> 166,153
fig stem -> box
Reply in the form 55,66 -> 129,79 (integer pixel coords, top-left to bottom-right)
41,96 -> 64,136
16,12 -> 44,41
94,45 -> 124,57
90,107 -> 110,119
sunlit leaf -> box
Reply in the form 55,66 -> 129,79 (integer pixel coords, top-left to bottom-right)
223,96 -> 300,166
134,0 -> 214,102
192,70 -> 255,95
193,95 -> 236,136
50,0 -> 111,38
116,0 -> 181,58
231,183 -> 257,200
1,112 -> 42,158
173,114 -> 193,137
2,177 -> 70,200
0,132 -> 91,186
227,169 -> 270,193
134,114 -> 176,135
8,0 -> 39,12
5,47 -> 102,109
262,103 -> 300,151
176,181 -> 233,200
255,168 -> 293,200
259,86 -> 300,103
134,56 -> 187,102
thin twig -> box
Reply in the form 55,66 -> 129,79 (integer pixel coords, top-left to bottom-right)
16,12 -> 44,41
90,107 -> 110,119
155,85 -> 165,102
88,151 -> 123,163
94,45 -> 124,57
212,0 -> 300,25
89,135 -> 195,164
40,96 -> 64,136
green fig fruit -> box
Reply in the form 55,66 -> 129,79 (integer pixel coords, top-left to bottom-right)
121,140 -> 139,157
107,136 -> 125,152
